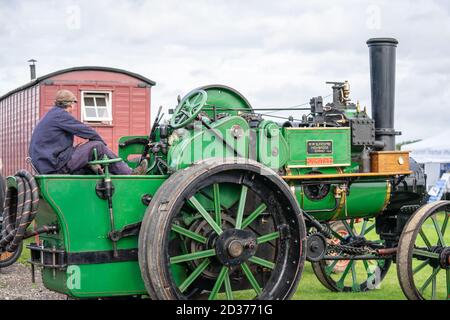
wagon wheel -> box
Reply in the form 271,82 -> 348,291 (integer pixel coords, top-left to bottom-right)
0,243 -> 23,268
170,89 -> 208,129
397,200 -> 450,300
138,159 -> 307,300
311,218 -> 391,292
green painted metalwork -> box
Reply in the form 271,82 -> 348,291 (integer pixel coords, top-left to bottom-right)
168,116 -> 250,170
189,196 -> 223,235
118,136 -> 147,169
256,232 -> 280,244
257,120 -> 289,169
208,266 -> 228,300
248,256 -> 275,269
213,184 -> 221,226
171,225 -> 207,244
284,127 -> 351,168
170,249 -> 216,264
289,167 -> 390,221
179,259 -> 211,293
198,85 -> 253,119
171,90 -> 208,129
241,262 -> 262,295
235,186 -> 248,229
35,175 -> 167,298
23,82 -> 414,300
241,203 -> 267,229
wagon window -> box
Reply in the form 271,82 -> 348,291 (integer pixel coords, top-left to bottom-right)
81,92 -> 112,123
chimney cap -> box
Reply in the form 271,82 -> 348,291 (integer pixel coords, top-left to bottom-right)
28,59 -> 37,64
367,38 -> 398,46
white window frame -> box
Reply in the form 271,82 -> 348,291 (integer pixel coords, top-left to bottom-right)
81,91 -> 113,123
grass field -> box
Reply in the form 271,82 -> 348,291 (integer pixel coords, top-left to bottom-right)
293,263 -> 406,300
15,239 -> 407,300
13,212 -> 447,300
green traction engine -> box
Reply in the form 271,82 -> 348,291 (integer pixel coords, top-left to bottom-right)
2,38 -> 449,300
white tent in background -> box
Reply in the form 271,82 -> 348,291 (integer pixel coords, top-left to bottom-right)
401,129 -> 450,163
401,129 -> 450,190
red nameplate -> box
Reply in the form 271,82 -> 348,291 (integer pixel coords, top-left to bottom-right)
306,157 -> 334,166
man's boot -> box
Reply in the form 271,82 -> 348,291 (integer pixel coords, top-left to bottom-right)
132,159 -> 148,175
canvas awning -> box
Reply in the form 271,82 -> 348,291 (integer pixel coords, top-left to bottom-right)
401,130 -> 450,163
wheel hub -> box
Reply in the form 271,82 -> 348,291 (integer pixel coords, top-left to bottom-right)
306,233 -> 327,262
439,247 -> 450,269
215,229 -> 257,266
228,240 -> 244,257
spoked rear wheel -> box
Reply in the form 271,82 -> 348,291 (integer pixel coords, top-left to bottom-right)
311,218 -> 391,292
397,200 -> 450,300
139,159 -> 306,300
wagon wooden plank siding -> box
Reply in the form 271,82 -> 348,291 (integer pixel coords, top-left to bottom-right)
0,67 -> 155,176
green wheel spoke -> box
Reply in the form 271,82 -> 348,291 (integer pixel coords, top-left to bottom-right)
171,224 -> 207,244
412,248 -> 440,260
336,261 -> 353,290
224,270 -> 233,300
431,216 -> 446,246
362,260 -> 371,275
180,108 -> 190,116
192,93 -> 203,105
349,219 -> 355,231
213,184 -> 221,227
242,203 -> 267,229
419,230 -> 433,248
364,223 -> 376,235
248,256 -> 275,269
241,262 -> 262,295
351,262 -> 360,292
413,259 -> 430,274
441,214 -> 448,237
360,220 -> 368,236
235,186 -> 248,229
325,260 -> 340,276
257,231 -> 280,244
419,267 -> 440,295
179,259 -> 211,293
329,228 -> 345,241
170,249 -> 216,265
189,196 -> 223,235
208,266 -> 228,300
342,220 -> 356,237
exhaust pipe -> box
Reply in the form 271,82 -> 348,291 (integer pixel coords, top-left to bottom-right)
28,59 -> 37,81
367,38 -> 399,151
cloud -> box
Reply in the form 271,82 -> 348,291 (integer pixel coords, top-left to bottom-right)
0,0 -> 449,142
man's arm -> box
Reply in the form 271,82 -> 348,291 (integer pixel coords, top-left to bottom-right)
57,111 -> 106,144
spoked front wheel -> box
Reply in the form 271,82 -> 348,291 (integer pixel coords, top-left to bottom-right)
311,218 -> 391,292
397,200 -> 450,300
138,159 -> 307,300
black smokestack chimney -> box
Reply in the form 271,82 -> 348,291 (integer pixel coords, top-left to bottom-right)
366,38 -> 399,151
28,59 -> 37,81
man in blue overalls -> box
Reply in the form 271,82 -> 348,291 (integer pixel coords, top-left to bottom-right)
29,89 -> 147,175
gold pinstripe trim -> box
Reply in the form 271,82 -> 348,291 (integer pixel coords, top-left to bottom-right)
381,180 -> 392,211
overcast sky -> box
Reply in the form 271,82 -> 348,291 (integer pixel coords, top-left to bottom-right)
0,0 -> 449,142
